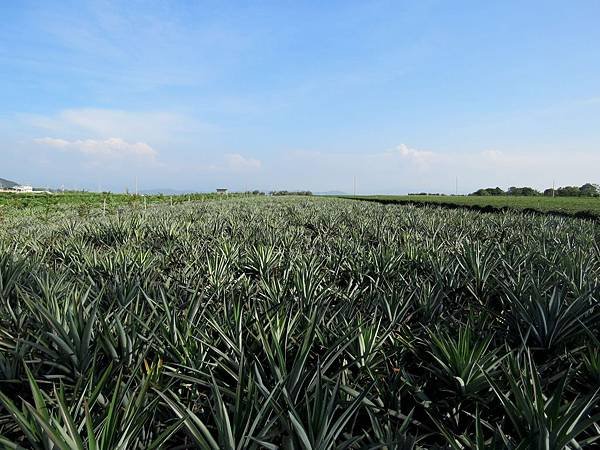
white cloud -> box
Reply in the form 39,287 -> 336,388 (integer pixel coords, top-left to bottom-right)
390,143 -> 440,166
34,137 -> 158,160
224,153 -> 261,170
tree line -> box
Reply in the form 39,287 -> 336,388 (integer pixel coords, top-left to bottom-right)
238,190 -> 314,196
471,183 -> 600,197
270,190 -> 313,196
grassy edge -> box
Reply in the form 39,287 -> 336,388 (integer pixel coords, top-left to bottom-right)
338,195 -> 600,222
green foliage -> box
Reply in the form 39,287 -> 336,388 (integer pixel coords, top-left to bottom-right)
0,191 -> 235,216
1,197 -> 599,447
506,186 -> 541,196
472,187 -> 505,196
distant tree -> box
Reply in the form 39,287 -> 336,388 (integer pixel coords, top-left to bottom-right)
507,186 -> 521,196
270,190 -> 312,196
469,183 -> 600,198
470,187 -> 506,196
522,187 -> 540,196
556,186 -> 580,197
507,186 -> 540,196
579,183 -> 600,197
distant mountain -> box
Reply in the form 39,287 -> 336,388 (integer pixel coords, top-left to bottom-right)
314,190 -> 349,196
139,188 -> 196,195
0,177 -> 19,189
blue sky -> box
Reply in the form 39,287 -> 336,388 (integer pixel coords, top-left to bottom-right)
2,0 -> 599,193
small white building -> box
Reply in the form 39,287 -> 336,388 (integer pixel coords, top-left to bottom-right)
216,188 -> 228,195
14,185 -> 33,192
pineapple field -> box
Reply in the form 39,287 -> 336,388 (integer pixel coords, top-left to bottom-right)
1,196 -> 599,449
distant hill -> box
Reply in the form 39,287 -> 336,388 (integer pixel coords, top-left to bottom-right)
0,177 -> 19,189
140,188 -> 196,195
314,190 -> 348,196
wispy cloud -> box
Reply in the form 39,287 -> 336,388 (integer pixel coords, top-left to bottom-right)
288,144 -> 443,172
34,137 -> 158,160
224,153 -> 261,171
385,144 -> 441,167
25,108 -> 207,140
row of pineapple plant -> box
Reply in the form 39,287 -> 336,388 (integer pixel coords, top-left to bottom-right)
1,196 -> 599,448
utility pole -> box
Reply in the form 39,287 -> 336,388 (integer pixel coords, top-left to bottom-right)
455,176 -> 458,196
353,176 -> 357,196
552,180 -> 555,198
135,176 -> 138,196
